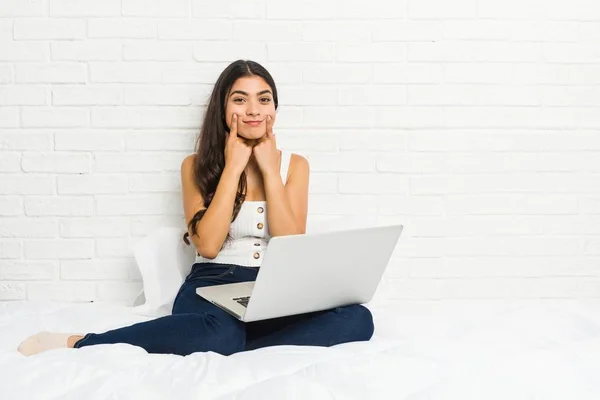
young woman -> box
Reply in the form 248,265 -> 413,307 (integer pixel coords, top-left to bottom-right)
17,60 -> 374,357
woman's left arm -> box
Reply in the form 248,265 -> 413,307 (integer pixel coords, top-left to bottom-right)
264,155 -> 310,237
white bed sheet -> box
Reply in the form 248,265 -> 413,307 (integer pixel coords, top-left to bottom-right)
1,299 -> 599,400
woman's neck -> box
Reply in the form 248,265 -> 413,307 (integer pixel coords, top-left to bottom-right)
245,155 -> 261,176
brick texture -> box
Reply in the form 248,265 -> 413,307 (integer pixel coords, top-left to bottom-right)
1,1 -> 599,302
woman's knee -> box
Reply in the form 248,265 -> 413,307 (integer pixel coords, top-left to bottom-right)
336,304 -> 374,341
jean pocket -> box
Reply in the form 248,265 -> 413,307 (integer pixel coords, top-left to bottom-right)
191,264 -> 236,280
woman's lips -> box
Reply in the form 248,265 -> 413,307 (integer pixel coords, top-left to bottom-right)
244,120 -> 263,127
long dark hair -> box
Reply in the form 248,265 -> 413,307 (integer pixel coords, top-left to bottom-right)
182,60 -> 279,250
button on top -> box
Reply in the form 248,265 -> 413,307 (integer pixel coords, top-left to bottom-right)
253,252 -> 260,259
257,207 -> 264,214
257,222 -> 264,229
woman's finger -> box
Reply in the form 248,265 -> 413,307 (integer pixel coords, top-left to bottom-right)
266,115 -> 274,138
229,114 -> 238,137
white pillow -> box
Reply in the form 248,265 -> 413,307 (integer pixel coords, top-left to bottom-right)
130,226 -> 196,317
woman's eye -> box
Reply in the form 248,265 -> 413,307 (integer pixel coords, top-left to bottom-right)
260,98 -> 272,103
233,98 -> 245,103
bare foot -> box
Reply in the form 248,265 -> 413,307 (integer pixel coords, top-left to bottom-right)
17,332 -> 78,356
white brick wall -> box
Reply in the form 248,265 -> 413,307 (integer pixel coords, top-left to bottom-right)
1,0 -> 599,304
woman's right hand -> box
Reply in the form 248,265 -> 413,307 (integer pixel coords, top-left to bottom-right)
224,114 -> 253,176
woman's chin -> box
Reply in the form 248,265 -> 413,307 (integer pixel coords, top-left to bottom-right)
238,131 -> 264,140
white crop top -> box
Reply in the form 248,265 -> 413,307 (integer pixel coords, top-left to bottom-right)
195,150 -> 292,268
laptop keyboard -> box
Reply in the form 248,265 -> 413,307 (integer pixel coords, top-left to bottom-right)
233,296 -> 250,307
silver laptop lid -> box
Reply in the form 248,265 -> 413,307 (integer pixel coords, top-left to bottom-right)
243,224 -> 403,322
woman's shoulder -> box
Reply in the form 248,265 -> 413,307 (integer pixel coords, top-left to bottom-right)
180,153 -> 197,177
288,153 -> 309,177
289,153 -> 308,164
181,153 -> 196,168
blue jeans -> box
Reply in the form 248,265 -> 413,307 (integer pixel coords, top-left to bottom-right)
74,263 -> 374,356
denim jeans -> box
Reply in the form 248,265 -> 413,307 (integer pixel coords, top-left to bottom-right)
74,262 -> 375,356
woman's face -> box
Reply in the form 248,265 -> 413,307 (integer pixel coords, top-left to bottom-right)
224,76 -> 276,140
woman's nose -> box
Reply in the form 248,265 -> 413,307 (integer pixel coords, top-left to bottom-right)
246,101 -> 260,116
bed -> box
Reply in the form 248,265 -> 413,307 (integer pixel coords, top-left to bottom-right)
2,298 -> 600,399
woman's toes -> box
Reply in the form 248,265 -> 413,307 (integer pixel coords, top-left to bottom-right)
17,331 -> 45,356
17,331 -> 72,356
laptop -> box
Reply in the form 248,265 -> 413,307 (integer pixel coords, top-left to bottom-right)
196,224 -> 403,322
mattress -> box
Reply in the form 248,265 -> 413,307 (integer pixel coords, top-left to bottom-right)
1,298 -> 599,399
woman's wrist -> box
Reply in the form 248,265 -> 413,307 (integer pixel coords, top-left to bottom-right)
222,165 -> 242,179
261,167 -> 279,180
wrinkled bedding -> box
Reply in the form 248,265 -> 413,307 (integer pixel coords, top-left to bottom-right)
1,299 -> 599,399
